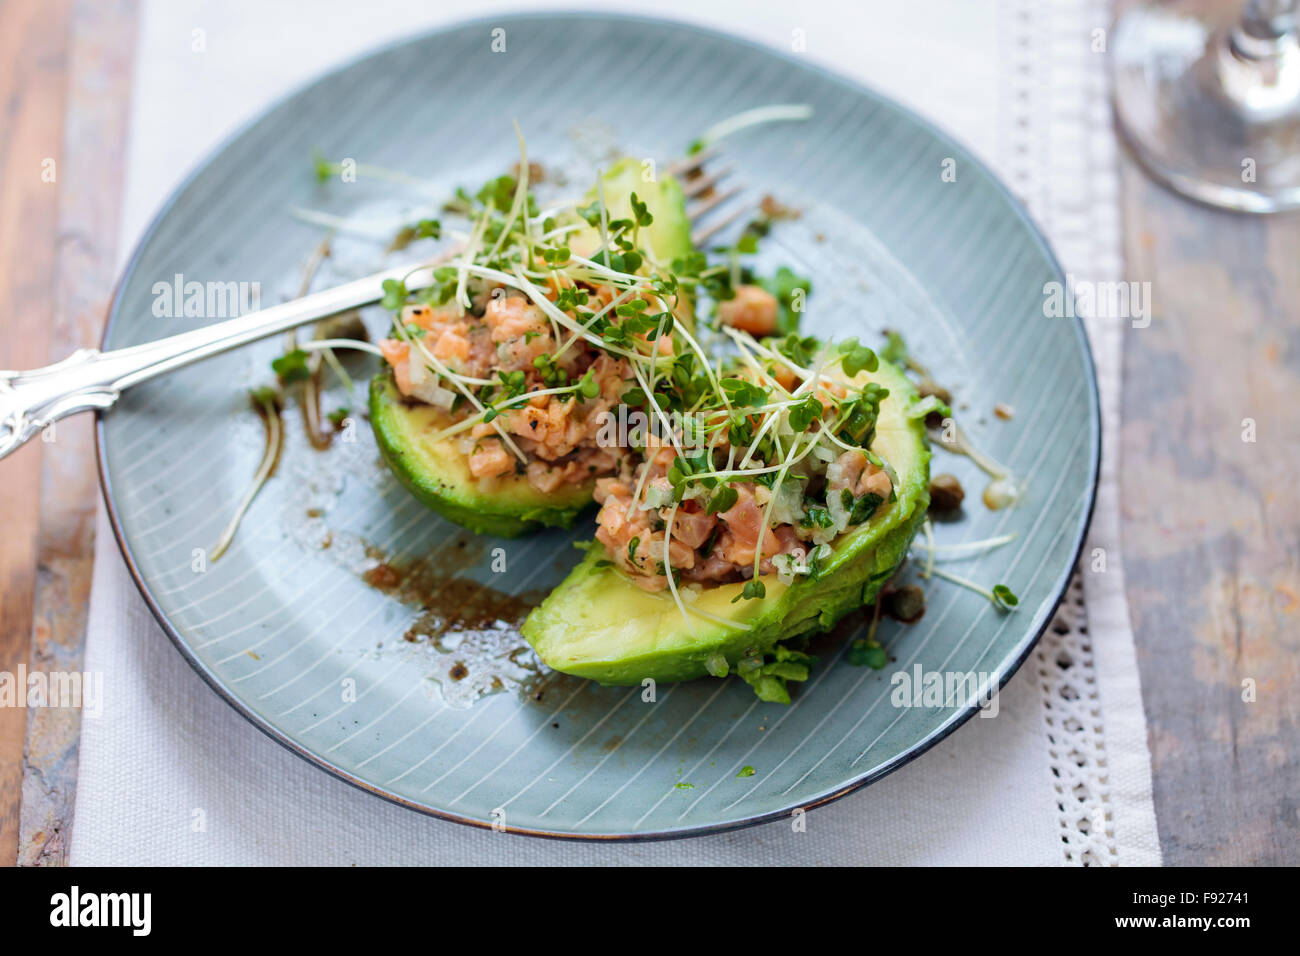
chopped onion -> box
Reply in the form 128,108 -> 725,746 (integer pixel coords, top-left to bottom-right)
426,384 -> 456,410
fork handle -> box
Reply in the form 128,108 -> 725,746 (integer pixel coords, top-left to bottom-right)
0,261 -> 430,462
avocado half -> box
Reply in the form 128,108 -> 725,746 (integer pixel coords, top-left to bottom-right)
369,372 -> 593,537
521,359 -> 932,685
368,160 -> 695,537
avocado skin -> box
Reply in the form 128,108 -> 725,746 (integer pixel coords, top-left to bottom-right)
369,372 -> 593,538
521,359 -> 932,686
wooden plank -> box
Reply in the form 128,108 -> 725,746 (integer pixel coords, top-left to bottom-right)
0,0 -> 73,868
17,0 -> 138,867
1118,151 -> 1300,864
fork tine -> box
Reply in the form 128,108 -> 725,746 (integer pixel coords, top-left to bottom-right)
686,185 -> 743,223
666,146 -> 718,178
669,146 -> 751,243
691,204 -> 750,246
681,165 -> 735,199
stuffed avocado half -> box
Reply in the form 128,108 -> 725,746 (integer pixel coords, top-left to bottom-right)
368,158 -> 696,537
369,371 -> 594,536
522,358 -> 932,700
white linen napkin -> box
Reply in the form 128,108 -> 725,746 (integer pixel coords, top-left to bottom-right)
70,0 -> 1161,865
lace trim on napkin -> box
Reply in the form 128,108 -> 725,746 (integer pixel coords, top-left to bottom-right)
1001,0 -> 1123,866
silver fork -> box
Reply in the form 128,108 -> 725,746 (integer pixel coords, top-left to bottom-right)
0,154 -> 748,463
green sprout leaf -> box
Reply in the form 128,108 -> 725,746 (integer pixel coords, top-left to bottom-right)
271,349 -> 310,385
992,584 -> 1019,610
380,277 -> 409,312
731,579 -> 767,603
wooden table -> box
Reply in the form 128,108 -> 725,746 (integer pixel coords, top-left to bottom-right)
1,0 -> 1295,866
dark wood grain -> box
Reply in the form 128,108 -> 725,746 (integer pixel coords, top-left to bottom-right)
1118,150 -> 1300,865
0,0 -> 73,868
17,0 -> 137,867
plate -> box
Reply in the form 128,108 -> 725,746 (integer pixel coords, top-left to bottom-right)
98,12 -> 1098,839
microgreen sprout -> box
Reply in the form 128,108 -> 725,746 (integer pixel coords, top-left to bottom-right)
687,104 -> 814,154
926,566 -> 1021,612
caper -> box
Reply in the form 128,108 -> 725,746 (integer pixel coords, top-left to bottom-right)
929,473 -> 965,513
884,585 -> 926,623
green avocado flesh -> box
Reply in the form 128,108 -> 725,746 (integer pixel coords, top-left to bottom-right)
369,161 -> 694,537
575,157 -> 696,266
521,359 -> 932,686
369,373 -> 592,537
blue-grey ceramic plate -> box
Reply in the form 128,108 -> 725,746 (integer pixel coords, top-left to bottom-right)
98,12 -> 1098,839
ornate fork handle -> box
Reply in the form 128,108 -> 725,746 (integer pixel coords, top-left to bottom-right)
0,262 -> 429,462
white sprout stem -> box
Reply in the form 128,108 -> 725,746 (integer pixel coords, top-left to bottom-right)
596,170 -> 610,257
297,338 -> 384,358
723,327 -> 846,391
735,349 -> 827,470
630,360 -> 685,460
926,566 -> 1006,607
911,532 -> 1018,559
390,320 -> 493,387
340,162 -> 438,191
296,338 -> 381,396
922,519 -> 935,580
695,104 -> 814,150
486,121 -> 530,261
567,251 -> 643,282
661,501 -> 692,630
455,213 -> 489,312
211,397 -> 281,561
946,421 -> 1012,481
427,384 -> 582,444
320,346 -> 354,394
536,222 -> 588,243
732,348 -> 795,401
666,306 -> 735,415
625,456 -> 657,521
289,207 -> 410,239
549,285 -> 639,363
506,265 -> 650,365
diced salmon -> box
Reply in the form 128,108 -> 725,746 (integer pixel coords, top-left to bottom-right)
684,544 -> 736,583
858,463 -> 892,499
484,292 -> 546,342
468,438 -> 514,479
829,450 -> 867,492
670,505 -> 716,549
433,326 -> 471,366
526,460 -> 566,493
647,531 -> 695,571
759,525 -> 806,574
511,398 -> 586,461
717,284 -> 779,336
719,483 -> 780,566
401,303 -> 436,332
594,477 -> 631,504
595,487 -> 658,584
378,338 -> 413,395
